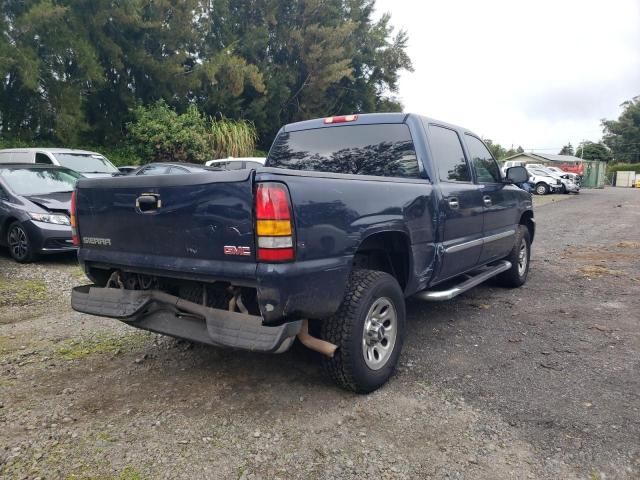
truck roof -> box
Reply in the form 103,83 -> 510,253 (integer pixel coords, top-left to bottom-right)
281,112 -> 474,137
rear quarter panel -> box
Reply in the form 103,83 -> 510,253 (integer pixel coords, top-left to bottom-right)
256,168 -> 438,295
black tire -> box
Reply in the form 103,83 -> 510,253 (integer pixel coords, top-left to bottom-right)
7,222 -> 37,263
534,183 -> 549,195
321,269 -> 406,393
495,225 -> 530,288
560,184 -> 567,194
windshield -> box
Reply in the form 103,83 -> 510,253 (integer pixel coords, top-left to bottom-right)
53,153 -> 117,173
0,167 -> 82,195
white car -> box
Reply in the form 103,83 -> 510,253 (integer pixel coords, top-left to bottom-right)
526,167 -> 563,195
527,165 -> 580,194
205,157 -> 266,170
0,148 -> 118,177
544,166 -> 581,184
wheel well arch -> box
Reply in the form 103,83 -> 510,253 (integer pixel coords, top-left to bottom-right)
519,210 -> 535,242
352,231 -> 411,291
0,216 -> 19,244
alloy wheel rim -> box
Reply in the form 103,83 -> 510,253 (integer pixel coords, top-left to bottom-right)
8,226 -> 28,259
362,297 -> 397,370
517,239 -> 528,276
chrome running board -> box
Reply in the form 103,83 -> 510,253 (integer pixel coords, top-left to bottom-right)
415,260 -> 512,302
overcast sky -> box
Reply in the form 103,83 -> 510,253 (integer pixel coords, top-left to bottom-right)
374,0 -> 640,153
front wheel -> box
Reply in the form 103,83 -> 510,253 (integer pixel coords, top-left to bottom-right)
495,225 -> 531,288
535,183 -> 549,195
321,269 -> 406,393
8,222 -> 37,263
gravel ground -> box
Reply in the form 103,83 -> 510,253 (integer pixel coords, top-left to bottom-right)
1,188 -> 638,479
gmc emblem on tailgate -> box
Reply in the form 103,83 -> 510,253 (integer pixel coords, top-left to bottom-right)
224,245 -> 251,256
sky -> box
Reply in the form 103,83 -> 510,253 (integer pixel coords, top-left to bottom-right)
374,0 -> 640,153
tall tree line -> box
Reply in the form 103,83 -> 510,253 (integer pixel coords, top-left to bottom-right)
0,0 -> 412,149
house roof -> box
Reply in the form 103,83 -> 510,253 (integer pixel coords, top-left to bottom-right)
502,152 -> 583,163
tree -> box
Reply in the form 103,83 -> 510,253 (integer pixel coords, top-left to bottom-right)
575,142 -> 613,162
483,139 -> 506,160
127,101 -> 257,163
559,143 -> 574,155
2,1 -> 411,150
602,96 -> 640,163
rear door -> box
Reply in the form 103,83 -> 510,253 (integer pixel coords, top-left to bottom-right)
429,125 -> 484,281
464,134 -> 519,263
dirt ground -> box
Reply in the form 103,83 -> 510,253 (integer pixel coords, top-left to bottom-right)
1,188 -> 639,480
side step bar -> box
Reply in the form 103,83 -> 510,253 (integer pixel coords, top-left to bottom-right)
415,260 -> 512,302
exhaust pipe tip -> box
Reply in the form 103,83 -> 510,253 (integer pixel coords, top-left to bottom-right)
297,320 -> 338,357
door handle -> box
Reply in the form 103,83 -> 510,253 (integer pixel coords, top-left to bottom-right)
483,195 -> 492,207
448,197 -> 460,210
136,193 -> 161,213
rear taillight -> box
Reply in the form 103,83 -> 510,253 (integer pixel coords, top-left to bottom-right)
70,190 -> 79,246
255,183 -> 294,262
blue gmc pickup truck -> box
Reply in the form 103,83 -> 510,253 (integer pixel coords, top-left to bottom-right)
71,113 -> 533,393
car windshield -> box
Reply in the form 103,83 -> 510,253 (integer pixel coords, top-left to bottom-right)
0,167 -> 82,195
53,153 -> 118,173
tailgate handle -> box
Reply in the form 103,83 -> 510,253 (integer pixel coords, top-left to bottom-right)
136,194 -> 161,213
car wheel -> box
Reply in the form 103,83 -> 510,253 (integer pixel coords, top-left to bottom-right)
495,225 -> 530,288
321,269 -> 405,393
535,183 -> 549,195
7,222 -> 37,263
560,184 -> 567,194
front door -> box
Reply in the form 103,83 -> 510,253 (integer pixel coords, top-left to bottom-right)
464,134 -> 519,263
428,124 -> 484,282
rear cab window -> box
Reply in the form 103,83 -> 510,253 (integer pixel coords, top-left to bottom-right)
428,125 -> 471,182
267,123 -> 420,178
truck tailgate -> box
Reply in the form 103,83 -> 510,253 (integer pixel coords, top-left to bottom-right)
75,170 -> 256,265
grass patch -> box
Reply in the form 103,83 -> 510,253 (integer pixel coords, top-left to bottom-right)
0,278 -> 47,307
617,241 -> 640,249
578,265 -> 626,278
55,333 -> 149,360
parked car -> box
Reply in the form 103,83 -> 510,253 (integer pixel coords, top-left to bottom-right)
205,157 -> 266,170
526,164 -> 579,194
71,113 -> 534,393
126,162 -> 213,176
526,167 -> 563,195
0,148 -> 118,177
117,166 -> 138,175
544,166 -> 581,185
0,164 -> 82,262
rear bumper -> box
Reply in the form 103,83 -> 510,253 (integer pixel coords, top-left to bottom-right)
79,249 -> 353,324
71,285 -> 302,353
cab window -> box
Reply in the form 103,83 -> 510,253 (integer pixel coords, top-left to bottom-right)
36,153 -> 53,164
465,135 -> 501,183
429,125 -> 470,182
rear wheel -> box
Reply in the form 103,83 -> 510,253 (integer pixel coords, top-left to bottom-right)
495,225 -> 530,288
7,222 -> 37,263
535,183 -> 549,195
321,269 -> 405,393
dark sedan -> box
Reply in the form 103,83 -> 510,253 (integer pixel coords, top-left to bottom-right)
0,164 -> 83,262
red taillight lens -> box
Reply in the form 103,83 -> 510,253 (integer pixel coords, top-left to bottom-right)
255,183 -> 294,262
256,183 -> 291,219
70,190 -> 79,246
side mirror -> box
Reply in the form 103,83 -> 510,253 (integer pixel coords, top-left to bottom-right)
506,166 -> 529,184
